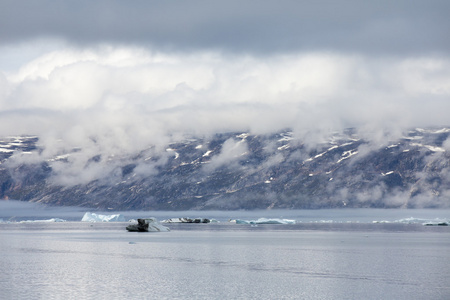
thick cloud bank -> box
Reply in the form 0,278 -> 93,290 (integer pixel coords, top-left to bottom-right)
2,47 -> 450,146
0,46 -> 448,187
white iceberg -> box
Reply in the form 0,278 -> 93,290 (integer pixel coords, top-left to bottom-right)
19,218 -> 67,223
372,217 -> 449,226
81,212 -> 126,222
232,218 -> 296,225
162,217 -> 215,223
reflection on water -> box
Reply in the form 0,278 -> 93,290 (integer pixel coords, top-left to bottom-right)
1,223 -> 449,299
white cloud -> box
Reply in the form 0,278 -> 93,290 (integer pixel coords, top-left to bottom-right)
203,138 -> 249,172
1,45 -> 450,184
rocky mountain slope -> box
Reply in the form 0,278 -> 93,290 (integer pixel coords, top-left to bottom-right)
1,128 -> 449,210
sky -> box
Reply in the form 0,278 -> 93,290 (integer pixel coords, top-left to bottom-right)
1,0 -> 450,162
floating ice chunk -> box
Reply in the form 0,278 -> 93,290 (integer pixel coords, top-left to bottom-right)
126,218 -> 170,232
162,217 -> 215,223
423,222 -> 448,226
232,218 -> 296,225
20,218 -> 67,223
372,217 -> 450,225
81,212 -> 126,222
395,217 -> 427,224
422,218 -> 449,226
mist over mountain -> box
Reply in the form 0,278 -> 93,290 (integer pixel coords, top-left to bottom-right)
1,127 -> 449,210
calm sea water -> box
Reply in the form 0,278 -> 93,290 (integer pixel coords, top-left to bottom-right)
1,209 -> 450,299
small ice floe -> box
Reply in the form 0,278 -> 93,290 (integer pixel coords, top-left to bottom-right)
372,217 -> 423,224
231,218 -> 296,225
162,217 -> 215,223
423,222 -> 448,226
19,218 -> 67,223
395,217 -> 430,224
126,218 -> 170,232
422,219 -> 449,226
372,217 -> 449,226
81,212 -> 126,222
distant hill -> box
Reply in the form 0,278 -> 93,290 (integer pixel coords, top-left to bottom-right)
1,128 -> 449,210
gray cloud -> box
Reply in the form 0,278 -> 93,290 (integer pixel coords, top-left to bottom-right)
0,0 -> 449,56
1,48 -> 449,142
0,1 -> 449,187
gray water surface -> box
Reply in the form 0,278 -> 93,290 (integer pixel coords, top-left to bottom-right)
1,222 -> 449,300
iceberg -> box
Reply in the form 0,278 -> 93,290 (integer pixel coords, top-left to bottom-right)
126,218 -> 170,232
19,218 -> 67,223
372,217 -> 450,226
231,218 -> 296,225
422,218 -> 449,226
162,217 -> 214,223
81,212 -> 126,222
423,222 -> 448,226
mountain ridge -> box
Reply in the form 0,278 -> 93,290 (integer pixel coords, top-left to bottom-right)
1,127 -> 449,210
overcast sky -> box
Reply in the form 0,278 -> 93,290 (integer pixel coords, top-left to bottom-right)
1,0 -> 450,55
0,0 -> 449,160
